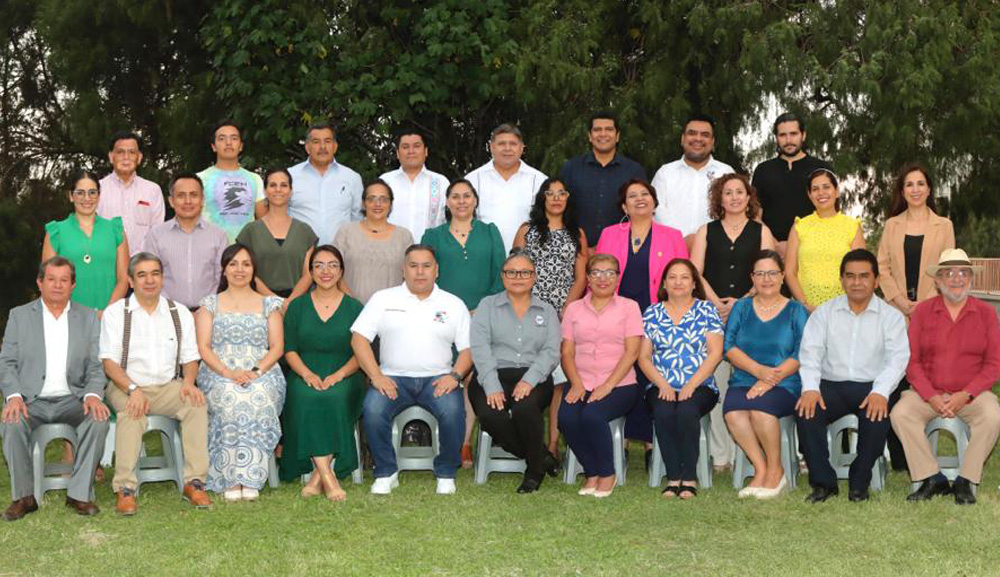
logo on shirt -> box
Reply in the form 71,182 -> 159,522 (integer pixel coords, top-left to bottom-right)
535,315 -> 545,326
433,311 -> 449,324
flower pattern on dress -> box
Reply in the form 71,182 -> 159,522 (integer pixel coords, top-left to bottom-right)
642,299 -> 723,392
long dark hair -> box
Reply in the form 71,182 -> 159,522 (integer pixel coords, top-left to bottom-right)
888,162 -> 938,218
656,258 -> 706,302
526,178 -> 582,255
217,243 -> 258,292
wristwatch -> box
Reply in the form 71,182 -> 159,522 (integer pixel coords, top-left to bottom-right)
127,383 -> 138,396
448,371 -> 464,387
251,366 -> 262,377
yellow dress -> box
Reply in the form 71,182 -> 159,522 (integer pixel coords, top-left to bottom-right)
794,212 -> 859,306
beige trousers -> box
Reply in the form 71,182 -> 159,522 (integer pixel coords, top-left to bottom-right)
890,390 -> 1000,484
107,380 -> 209,492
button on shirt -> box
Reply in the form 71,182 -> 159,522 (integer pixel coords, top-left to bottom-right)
381,166 -> 449,241
351,284 -> 471,378
561,294 -> 644,390
97,172 -> 165,256
558,152 -> 647,247
99,296 -> 199,386
143,218 -> 229,309
470,292 -> 561,395
465,161 -> 547,252
39,302 -> 72,399
651,156 -> 734,237
799,295 -> 909,399
288,159 -> 363,245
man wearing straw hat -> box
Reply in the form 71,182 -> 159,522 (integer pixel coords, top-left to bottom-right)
890,249 -> 1000,505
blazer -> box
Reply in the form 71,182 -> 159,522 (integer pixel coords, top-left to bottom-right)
0,299 -> 105,402
877,211 -> 955,304
595,221 -> 689,305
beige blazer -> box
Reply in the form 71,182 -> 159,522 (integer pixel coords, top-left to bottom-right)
877,211 -> 955,304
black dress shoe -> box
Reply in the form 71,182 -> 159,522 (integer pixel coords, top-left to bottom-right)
644,449 -> 653,473
517,477 -> 542,494
906,476 -> 952,502
543,452 -> 561,478
953,477 -> 977,505
848,489 -> 869,502
805,485 -> 839,503
3,496 -> 38,522
66,496 -> 100,516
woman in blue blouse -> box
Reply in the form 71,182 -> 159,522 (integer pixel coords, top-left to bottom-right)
639,258 -> 723,499
723,250 -> 808,499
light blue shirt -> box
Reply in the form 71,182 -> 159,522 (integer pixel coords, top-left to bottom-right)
287,159 -> 363,245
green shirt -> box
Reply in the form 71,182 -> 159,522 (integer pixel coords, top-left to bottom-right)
236,219 -> 318,294
45,214 -> 124,310
421,220 -> 504,310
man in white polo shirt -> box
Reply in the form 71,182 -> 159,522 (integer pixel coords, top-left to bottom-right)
650,114 -> 734,249
351,244 -> 472,495
465,123 -> 547,252
380,130 -> 449,241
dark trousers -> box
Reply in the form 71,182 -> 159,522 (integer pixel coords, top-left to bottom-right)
624,365 -> 653,442
559,384 -> 639,477
648,386 -> 718,482
886,377 -> 909,471
468,368 -> 553,480
796,380 -> 890,492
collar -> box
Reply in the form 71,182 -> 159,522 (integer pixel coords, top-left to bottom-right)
110,171 -> 139,188
399,282 -> 440,301
305,159 -> 340,176
493,291 -> 546,312
126,294 -> 167,314
41,299 -> 71,320
488,160 -> 525,177
831,294 -> 881,316
584,151 -> 622,167
582,293 -> 619,314
929,294 -> 978,322
168,217 -> 205,231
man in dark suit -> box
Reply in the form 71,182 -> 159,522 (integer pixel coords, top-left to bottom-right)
0,256 -> 110,521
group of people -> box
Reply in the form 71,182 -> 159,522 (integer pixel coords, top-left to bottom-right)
1,110 -> 997,522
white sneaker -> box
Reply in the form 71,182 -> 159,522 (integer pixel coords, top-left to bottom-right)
436,478 -> 457,495
370,473 -> 399,495
241,488 -> 259,501
223,488 -> 242,502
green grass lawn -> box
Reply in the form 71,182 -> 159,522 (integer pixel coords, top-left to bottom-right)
3,437 -> 1000,577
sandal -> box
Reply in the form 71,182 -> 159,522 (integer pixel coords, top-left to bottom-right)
661,485 -> 681,498
678,485 -> 698,499
461,444 -> 474,469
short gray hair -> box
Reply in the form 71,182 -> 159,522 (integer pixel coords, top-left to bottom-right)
128,252 -> 163,278
38,256 -> 76,283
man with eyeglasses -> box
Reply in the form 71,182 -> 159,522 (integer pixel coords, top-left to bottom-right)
795,249 -> 909,503
558,112 -> 647,249
890,248 -> 1000,505
98,131 -> 165,256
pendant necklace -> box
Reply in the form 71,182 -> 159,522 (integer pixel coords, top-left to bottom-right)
754,297 -> 781,313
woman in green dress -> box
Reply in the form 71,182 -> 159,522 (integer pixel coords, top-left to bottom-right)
41,170 -> 129,312
279,244 -> 364,501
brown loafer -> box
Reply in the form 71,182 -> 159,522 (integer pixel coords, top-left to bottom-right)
65,497 -> 100,516
3,496 -> 38,522
116,489 -> 137,516
183,480 -> 212,509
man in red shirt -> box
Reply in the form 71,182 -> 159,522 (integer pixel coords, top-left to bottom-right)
890,249 -> 1000,505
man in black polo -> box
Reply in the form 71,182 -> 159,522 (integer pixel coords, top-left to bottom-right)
751,113 -> 832,258
558,111 -> 647,250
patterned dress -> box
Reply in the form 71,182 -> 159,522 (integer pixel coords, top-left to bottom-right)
522,226 -> 577,312
197,294 -> 287,492
642,299 -> 724,392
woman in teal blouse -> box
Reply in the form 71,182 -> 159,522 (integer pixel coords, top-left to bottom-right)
421,178 -> 505,466
42,170 -> 129,311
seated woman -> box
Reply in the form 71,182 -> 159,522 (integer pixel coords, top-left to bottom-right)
638,258 -> 723,499
280,245 -> 364,502
559,254 -> 643,498
723,250 -> 807,500
195,244 -> 286,502
469,250 -> 561,494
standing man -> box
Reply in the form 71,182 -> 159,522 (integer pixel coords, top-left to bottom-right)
751,113 -> 832,258
144,173 -> 229,310
198,120 -> 266,243
380,130 -> 449,241
558,112 -> 647,249
100,253 -> 212,515
651,114 -> 734,249
98,131 -> 165,255
890,249 -> 1000,505
351,245 -> 472,495
1,257 -> 110,521
288,122 -> 364,245
795,249 -> 909,503
465,124 -> 547,252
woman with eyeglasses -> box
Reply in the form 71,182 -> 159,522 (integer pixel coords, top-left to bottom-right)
42,170 -> 129,311
785,169 -> 865,312
723,250 -> 808,499
421,178 -> 505,467
559,254 -> 644,498
469,251 -> 561,493
278,245 -> 364,501
333,179 -> 414,304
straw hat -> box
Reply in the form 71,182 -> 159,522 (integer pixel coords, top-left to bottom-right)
925,248 -> 983,276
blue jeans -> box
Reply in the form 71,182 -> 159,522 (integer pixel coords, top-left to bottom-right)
558,384 -> 639,477
363,375 -> 465,479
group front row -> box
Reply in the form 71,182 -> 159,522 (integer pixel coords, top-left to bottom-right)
1,241 -> 997,521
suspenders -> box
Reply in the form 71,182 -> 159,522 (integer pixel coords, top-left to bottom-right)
120,295 -> 183,380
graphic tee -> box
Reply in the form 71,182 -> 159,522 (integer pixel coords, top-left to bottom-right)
198,166 -> 265,243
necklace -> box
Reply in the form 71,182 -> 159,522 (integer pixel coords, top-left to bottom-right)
723,218 -> 748,235
754,297 -> 782,313
79,218 -> 94,264
451,221 -> 472,238
365,219 -> 387,234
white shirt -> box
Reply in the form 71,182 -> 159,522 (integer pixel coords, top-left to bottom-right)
465,160 -> 547,252
381,166 -> 449,241
799,295 -> 910,399
650,156 -> 734,236
351,284 -> 470,378
99,295 -> 200,387
39,302 -> 72,399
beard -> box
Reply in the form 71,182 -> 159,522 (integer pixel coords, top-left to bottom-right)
777,143 -> 802,157
938,283 -> 972,304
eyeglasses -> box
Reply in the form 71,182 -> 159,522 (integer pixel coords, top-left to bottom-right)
312,262 -> 342,271
751,270 -> 782,279
937,269 -> 972,280
544,190 -> 569,199
502,269 -> 535,279
365,196 -> 391,205
72,189 -> 99,198
588,269 -> 619,280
